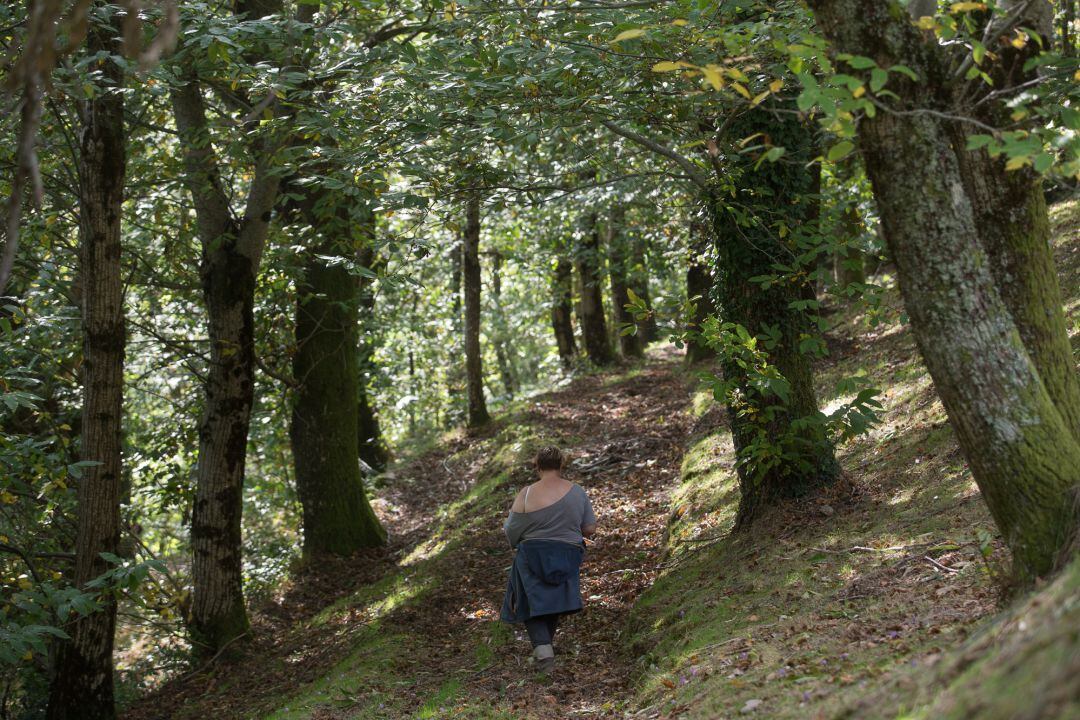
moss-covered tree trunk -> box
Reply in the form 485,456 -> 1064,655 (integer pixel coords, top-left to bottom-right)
291,211 -> 386,555
710,110 -> 839,527
576,214 -> 614,366
551,254 -> 577,367
463,193 -> 490,426
606,208 -> 643,359
685,215 -> 716,364
47,14 -> 125,718
810,0 -> 1080,584
946,2 -> 1080,441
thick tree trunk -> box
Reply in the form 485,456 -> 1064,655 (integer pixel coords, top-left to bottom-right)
576,215 -> 614,366
710,109 -> 839,527
47,18 -> 125,720
551,256 -> 577,367
607,209 -> 643,359
291,217 -> 386,555
685,215 -> 715,364
810,0 -> 1080,584
171,71 -> 280,652
947,2 -> 1080,441
463,194 -> 490,426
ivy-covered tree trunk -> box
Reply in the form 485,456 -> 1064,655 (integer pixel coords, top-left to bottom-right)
576,214 -> 614,366
291,206 -> 386,555
607,208 -> 643,359
463,194 -> 490,426
551,255 -> 577,367
810,0 -> 1080,584
685,215 -> 715,364
46,16 -> 125,719
710,110 -> 839,527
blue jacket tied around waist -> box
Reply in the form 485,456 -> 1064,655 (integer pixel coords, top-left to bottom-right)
500,539 -> 584,623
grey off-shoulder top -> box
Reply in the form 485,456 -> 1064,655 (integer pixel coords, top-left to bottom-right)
503,483 -> 596,548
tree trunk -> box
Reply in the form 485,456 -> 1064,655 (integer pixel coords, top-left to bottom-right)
491,251 -> 518,396
685,215 -> 715,364
291,207 -> 386,555
607,208 -> 644,359
946,1 -> 1080,441
710,109 -> 839,527
629,236 -> 658,343
171,70 -> 280,652
463,194 -> 490,427
833,205 -> 867,288
47,17 -> 125,719
356,246 -> 390,473
810,0 -> 1080,584
1062,0 -> 1076,56
576,214 -> 614,366
551,255 -> 577,367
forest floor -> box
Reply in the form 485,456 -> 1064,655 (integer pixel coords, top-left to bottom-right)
126,348 -> 701,720
125,198 -> 1080,720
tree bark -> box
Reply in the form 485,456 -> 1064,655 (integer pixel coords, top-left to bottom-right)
170,68 -> 280,651
463,193 -> 490,426
946,1 -> 1080,441
685,215 -> 716,364
810,0 -> 1080,584
491,251 -> 519,396
710,109 -> 839,527
356,246 -> 390,473
46,15 -> 125,719
576,214 -> 614,366
833,205 -> 867,288
606,208 -> 643,359
290,200 -> 386,556
551,255 -> 577,367
629,235 -> 658,343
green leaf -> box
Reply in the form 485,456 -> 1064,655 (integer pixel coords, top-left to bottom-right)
846,55 -> 877,70
869,68 -> 888,92
827,141 -> 855,161
888,64 -> 919,81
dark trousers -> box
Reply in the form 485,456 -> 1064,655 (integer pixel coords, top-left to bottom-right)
524,613 -> 560,647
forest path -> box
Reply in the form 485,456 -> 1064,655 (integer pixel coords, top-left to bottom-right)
386,352 -> 696,718
123,351 -> 697,720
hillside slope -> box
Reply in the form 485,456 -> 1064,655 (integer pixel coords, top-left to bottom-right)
625,198 -> 1080,719
125,199 -> 1080,720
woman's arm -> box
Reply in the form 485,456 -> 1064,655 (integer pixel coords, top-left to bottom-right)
581,522 -> 597,539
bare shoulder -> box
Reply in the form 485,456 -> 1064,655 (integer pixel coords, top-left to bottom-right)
510,485 -> 530,513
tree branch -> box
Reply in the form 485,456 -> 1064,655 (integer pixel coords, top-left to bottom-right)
598,119 -> 714,193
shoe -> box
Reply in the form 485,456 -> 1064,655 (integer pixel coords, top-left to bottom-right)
532,643 -> 555,673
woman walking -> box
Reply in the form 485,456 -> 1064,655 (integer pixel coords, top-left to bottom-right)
500,446 -> 597,673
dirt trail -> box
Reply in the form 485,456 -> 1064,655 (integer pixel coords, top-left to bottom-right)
393,356 -> 695,717
124,355 -> 696,719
